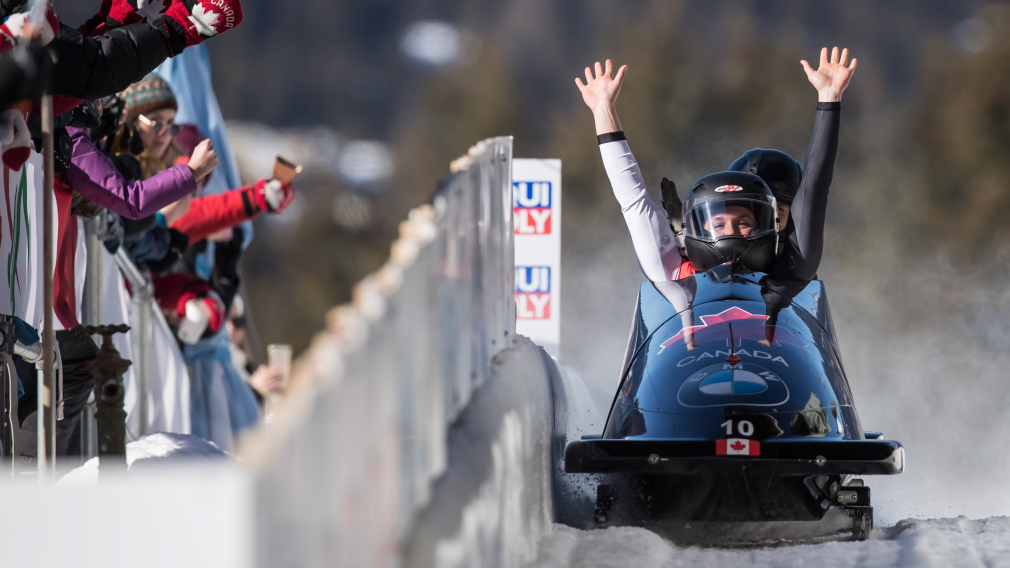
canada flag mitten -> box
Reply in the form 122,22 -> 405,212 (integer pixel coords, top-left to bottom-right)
0,109 -> 30,170
81,0 -> 172,37
157,0 -> 242,55
250,178 -> 296,214
0,7 -> 58,51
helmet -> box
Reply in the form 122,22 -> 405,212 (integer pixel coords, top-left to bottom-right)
728,148 -> 802,206
683,171 -> 779,273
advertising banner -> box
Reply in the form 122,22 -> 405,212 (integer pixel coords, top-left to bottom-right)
513,159 -> 561,356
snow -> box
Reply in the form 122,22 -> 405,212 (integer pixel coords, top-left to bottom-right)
58,432 -> 228,487
529,517 -> 1010,568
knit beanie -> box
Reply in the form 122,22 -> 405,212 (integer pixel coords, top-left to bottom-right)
120,73 -> 177,123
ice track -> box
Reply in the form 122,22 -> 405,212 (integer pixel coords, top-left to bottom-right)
529,517 -> 1010,568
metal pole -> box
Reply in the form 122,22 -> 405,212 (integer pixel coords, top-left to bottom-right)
81,217 -> 106,458
114,249 -> 151,436
40,94 -> 55,472
82,217 -> 104,331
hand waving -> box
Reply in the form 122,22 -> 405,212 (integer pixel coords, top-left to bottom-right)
800,47 -> 857,103
575,59 -> 628,112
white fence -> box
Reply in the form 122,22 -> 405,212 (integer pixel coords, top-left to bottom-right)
239,137 -> 516,567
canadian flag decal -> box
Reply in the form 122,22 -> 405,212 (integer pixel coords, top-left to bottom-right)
716,438 -> 761,456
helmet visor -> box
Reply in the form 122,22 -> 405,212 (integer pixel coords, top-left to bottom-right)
684,197 -> 777,242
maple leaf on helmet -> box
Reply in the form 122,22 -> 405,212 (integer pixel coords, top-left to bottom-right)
188,3 -> 221,37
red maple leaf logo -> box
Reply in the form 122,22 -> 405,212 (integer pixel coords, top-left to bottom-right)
659,307 -> 769,353
730,440 -> 747,452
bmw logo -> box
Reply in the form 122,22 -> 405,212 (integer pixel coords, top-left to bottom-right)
678,362 -> 790,408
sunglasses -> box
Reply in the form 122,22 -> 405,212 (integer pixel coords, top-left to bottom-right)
137,114 -> 181,136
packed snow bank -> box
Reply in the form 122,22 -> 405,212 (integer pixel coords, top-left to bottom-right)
403,335 -> 554,568
529,517 -> 1010,568
59,433 -> 228,487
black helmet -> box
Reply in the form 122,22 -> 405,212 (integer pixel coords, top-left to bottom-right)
728,148 -> 802,206
683,171 -> 779,273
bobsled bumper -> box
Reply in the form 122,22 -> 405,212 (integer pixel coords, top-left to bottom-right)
565,439 -> 904,476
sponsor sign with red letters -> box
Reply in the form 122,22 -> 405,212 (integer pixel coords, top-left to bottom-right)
515,266 -> 551,320
513,159 -> 561,355
514,181 -> 553,235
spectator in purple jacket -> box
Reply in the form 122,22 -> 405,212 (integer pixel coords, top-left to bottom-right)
64,124 -> 217,220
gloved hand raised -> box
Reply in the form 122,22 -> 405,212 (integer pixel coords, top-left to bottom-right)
82,0 -> 170,35
158,0 -> 243,53
250,178 -> 296,214
0,7 -> 58,49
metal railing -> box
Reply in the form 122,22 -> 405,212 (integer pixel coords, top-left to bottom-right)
80,221 -> 155,453
239,136 -> 515,567
114,249 -> 153,438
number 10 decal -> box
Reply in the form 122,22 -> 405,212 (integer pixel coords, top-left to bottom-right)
722,419 -> 754,437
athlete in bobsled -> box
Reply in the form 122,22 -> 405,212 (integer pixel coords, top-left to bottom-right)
566,49 -> 903,540
575,47 -> 855,281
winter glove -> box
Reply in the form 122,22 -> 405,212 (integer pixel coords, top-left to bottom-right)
249,178 -> 295,214
175,292 -> 224,343
101,211 -> 125,253
153,272 -> 224,343
81,0 -> 171,36
156,0 -> 243,55
0,109 -> 30,169
0,7 -> 58,51
68,100 -> 101,130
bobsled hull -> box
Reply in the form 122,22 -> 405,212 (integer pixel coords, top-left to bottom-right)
566,438 -> 904,475
561,267 -> 904,529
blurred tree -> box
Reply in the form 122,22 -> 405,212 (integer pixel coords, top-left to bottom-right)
914,3 -> 1010,257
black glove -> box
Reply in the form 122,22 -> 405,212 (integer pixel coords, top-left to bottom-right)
102,212 -> 124,254
91,94 -> 126,151
68,100 -> 101,130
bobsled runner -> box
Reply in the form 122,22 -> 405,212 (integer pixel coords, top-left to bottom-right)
564,264 -> 903,539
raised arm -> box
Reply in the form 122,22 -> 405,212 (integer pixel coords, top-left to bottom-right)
577,60 -> 683,281
788,47 -> 857,280
64,127 -> 216,219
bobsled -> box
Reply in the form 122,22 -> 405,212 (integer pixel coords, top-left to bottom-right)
564,264 -> 903,539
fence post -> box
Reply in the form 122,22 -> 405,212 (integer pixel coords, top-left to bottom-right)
81,216 -> 107,458
39,93 -> 55,473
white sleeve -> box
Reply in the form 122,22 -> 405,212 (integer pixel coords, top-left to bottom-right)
599,139 -> 682,282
